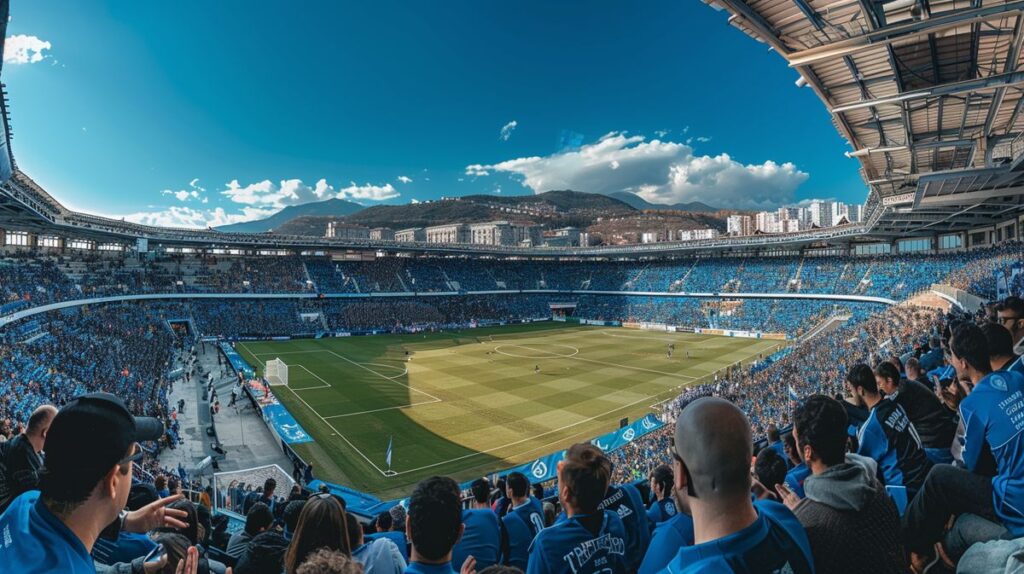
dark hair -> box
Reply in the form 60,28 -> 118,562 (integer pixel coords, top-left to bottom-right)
507,472 -> 529,499
532,483 -> 544,500
471,478 -> 491,504
409,476 -> 462,562
154,499 -> 200,545
154,475 -> 167,491
982,322 -> 1016,359
754,448 -> 788,494
793,395 -> 849,467
283,500 -> 305,534
766,424 -> 780,442
375,510 -> 393,531
649,465 -> 673,496
874,361 -> 901,386
264,478 -> 277,494
284,495 -> 350,574
245,502 -> 273,535
154,532 -> 210,574
560,443 -> 611,514
846,363 -> 878,394
951,322 -> 993,374
782,433 -> 798,464
344,512 -> 362,550
1002,296 -> 1024,317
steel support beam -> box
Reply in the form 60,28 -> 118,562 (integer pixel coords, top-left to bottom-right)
786,0 -> 1024,67
831,71 -> 1024,114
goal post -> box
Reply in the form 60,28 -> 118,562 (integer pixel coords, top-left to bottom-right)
265,358 -> 289,386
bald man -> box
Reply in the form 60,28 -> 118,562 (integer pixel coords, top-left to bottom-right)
656,398 -> 813,574
0,404 -> 58,513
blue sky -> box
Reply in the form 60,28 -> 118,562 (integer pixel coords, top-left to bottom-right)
4,0 -> 868,227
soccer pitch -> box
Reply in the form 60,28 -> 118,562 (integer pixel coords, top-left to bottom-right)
235,323 -> 782,497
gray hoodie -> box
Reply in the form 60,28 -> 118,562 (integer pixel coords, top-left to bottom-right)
801,453 -> 880,512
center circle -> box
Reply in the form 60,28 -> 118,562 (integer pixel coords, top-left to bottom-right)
492,344 -> 580,359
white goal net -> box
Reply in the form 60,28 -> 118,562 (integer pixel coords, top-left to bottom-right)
265,358 -> 289,386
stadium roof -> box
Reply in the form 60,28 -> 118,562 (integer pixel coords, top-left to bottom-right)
709,0 -> 1024,234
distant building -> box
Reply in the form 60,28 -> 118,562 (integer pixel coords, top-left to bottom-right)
755,211 -> 779,233
727,215 -> 753,236
425,223 -> 470,244
469,221 -> 515,245
848,204 -> 864,223
395,227 -> 425,242
325,221 -> 370,240
678,228 -> 719,241
545,227 -> 581,246
641,232 -> 661,244
781,219 -> 801,233
369,227 -> 395,241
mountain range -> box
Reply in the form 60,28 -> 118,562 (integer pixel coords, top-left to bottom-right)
214,198 -> 364,233
214,190 -> 723,236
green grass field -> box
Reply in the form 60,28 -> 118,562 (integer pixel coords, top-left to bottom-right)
235,323 -> 782,498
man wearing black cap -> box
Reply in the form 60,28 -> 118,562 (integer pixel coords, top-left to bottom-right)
0,392 -> 189,573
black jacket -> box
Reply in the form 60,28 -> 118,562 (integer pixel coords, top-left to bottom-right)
234,530 -> 289,574
0,434 -> 43,513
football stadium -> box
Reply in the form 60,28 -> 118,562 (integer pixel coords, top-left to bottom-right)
2,1 -> 1024,573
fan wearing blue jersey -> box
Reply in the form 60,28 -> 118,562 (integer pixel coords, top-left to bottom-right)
599,474 -> 651,571
501,472 -> 545,572
846,363 -> 932,498
646,465 -> 678,525
527,443 -> 628,574
904,322 -> 1024,569
405,476 -> 465,574
657,397 -> 813,574
452,478 -> 502,572
782,434 -> 810,498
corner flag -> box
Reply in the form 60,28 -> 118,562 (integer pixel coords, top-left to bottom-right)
385,436 -> 393,469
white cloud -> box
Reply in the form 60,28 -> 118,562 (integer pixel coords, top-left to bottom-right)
465,132 -> 808,209
339,181 -> 399,201
397,175 -> 413,184
222,178 -> 335,208
122,206 -> 276,229
696,136 -> 712,143
654,130 -> 669,138
4,34 -> 51,65
222,177 -> 397,206
499,120 -> 518,141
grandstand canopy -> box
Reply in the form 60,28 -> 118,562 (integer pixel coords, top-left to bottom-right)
711,0 -> 1024,235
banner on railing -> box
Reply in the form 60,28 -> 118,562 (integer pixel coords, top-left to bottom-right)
483,413 -> 664,485
220,342 -> 256,379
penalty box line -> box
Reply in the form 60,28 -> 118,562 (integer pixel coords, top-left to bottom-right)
237,343 -> 418,477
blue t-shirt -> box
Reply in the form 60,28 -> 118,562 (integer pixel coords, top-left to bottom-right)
503,498 -> 546,571
960,369 -> 1024,536
1009,356 -> 1024,375
405,561 -> 457,574
367,530 -> 410,561
598,483 -> 651,570
784,464 -> 811,499
656,500 -> 813,574
527,511 -> 627,574
92,530 -> 158,565
0,490 -> 95,573
452,508 -> 501,571
647,497 -> 678,525
857,397 -> 932,496
639,511 -> 695,574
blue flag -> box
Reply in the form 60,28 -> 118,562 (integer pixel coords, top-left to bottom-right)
385,436 -> 393,468
788,385 -> 800,402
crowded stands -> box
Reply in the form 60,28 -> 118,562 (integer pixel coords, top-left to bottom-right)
3,243 -> 1024,573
